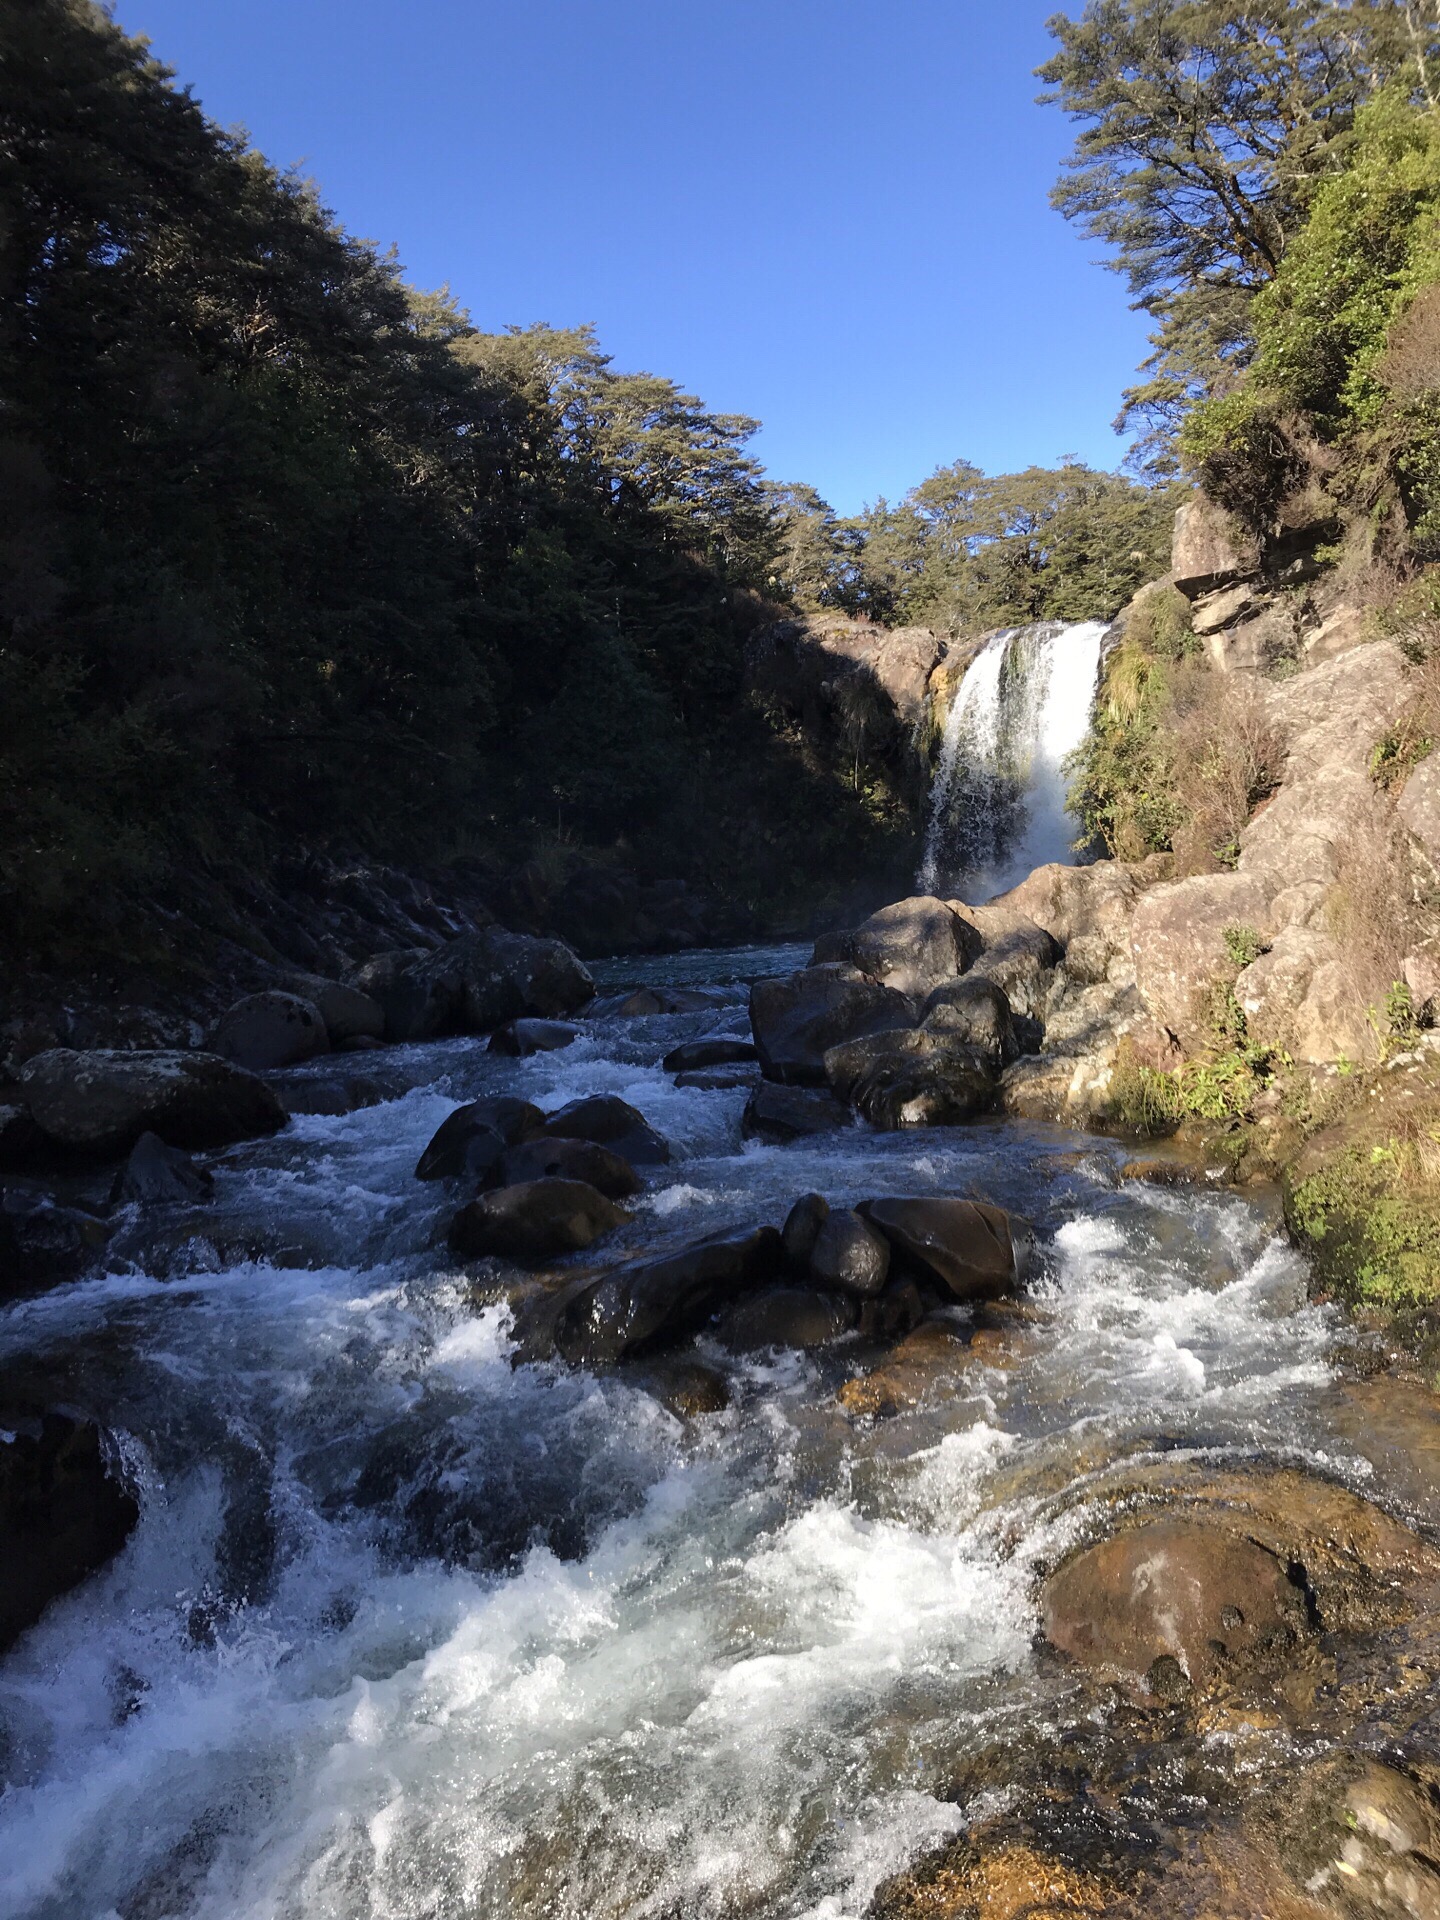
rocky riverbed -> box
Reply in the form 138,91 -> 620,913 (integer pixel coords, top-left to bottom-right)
4,940 -> 1440,1919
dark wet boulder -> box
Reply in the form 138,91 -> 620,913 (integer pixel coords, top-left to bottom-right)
782,1192 -> 830,1265
675,1066 -> 761,1091
824,1028 -> 996,1129
809,1207 -> 890,1297
858,1278 -> 926,1341
109,1131 -> 214,1208
713,1286 -> 859,1351
641,1359 -> 731,1417
814,896 -> 982,999
539,1095 -> 670,1167
0,1189 -> 111,1300
749,965 -> 915,1085
266,1073 -> 385,1118
448,1178 -> 627,1262
742,1082 -> 852,1143
212,991 -> 330,1071
860,1197 -> 1028,1301
919,976 -> 1017,1068
1,1409 -> 140,1653
662,1037 -> 759,1074
0,1103 -> 41,1171
541,1224 -> 785,1365
355,929 -> 594,1041
487,1019 -> 579,1057
1042,1519 -> 1308,1692
487,1136 -> 642,1201
18,1049 -> 286,1156
308,982 -> 385,1046
415,1098 -> 544,1180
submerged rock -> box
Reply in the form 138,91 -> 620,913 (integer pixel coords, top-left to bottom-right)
447,1178 -> 627,1262
860,1197 -> 1027,1300
538,1095 -> 670,1167
414,1098 -> 543,1180
487,1018 -> 579,1056
109,1131 -> 214,1207
486,1136 -> 642,1201
1,1409 -> 139,1654
674,1065 -> 761,1091
661,1037 -> 758,1073
1268,1753 -> 1440,1919
1042,1518 -> 1309,1692
18,1049 -> 286,1156
211,991 -> 329,1071
0,1189 -> 111,1300
742,1083 -> 851,1142
749,964 -> 914,1085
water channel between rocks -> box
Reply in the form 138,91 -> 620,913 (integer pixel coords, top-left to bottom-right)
0,944 -> 1413,1920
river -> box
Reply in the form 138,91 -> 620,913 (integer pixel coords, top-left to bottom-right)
0,944 -> 1396,1919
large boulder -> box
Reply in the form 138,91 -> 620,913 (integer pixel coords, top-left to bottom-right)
859,1197 -> 1027,1301
109,1132 -> 214,1208
18,1050 -> 286,1156
807,1207 -> 891,1297
1042,1519 -> 1307,1691
919,976 -> 1017,1068
355,929 -> 594,1042
486,1136 -> 642,1201
308,982 -> 385,1046
414,1097 -> 543,1181
815,896 -> 980,999
750,965 -> 915,1085
1,1408 -> 140,1654
0,1190 -> 110,1300
211,991 -> 329,1071
536,1224 -> 786,1366
0,1102 -> 41,1170
824,1028 -> 996,1130
952,907 -> 1061,1021
447,1178 -> 627,1262
1234,925 -> 1371,1063
487,1019 -> 579,1057
538,1096 -> 670,1167
742,1083 -> 852,1142
991,859 -> 1144,957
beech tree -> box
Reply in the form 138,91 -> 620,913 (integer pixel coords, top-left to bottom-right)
1039,0 -> 1440,468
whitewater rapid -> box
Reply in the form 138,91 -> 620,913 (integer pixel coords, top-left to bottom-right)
0,946 -> 1355,1919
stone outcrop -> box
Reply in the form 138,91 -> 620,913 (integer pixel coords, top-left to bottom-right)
749,964 -> 915,1085
746,616 -> 944,740
814,896 -> 980,999
1171,496 -> 1260,599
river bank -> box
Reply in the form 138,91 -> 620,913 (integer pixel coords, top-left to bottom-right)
4,938 -> 1440,1920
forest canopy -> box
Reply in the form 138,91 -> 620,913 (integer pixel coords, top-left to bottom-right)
0,0 -> 1167,963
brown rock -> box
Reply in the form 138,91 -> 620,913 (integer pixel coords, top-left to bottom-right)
1042,1518 -> 1308,1689
1172,495 -> 1258,599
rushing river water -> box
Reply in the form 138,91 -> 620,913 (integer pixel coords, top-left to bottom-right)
0,944 -> 1398,1920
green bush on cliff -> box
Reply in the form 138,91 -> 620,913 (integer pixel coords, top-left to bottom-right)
1288,1146 -> 1440,1308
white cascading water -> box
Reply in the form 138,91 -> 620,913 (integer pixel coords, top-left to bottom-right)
918,619 -> 1109,902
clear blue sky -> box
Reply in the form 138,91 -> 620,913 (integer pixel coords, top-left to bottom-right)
111,0 -> 1148,515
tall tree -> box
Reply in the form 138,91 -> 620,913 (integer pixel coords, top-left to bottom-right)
1038,1 -> 1440,469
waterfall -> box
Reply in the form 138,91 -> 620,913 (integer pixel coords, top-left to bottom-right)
918,618 -> 1108,902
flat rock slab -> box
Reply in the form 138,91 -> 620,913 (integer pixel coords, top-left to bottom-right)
1042,1518 -> 1308,1690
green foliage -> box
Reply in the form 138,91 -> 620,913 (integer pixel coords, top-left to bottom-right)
1223,924 -> 1268,969
1181,87 -> 1440,544
1038,1 -> 1437,472
1288,1146 -> 1440,1306
1371,721 -> 1435,787
0,0 -> 918,960
826,462 -> 1179,632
